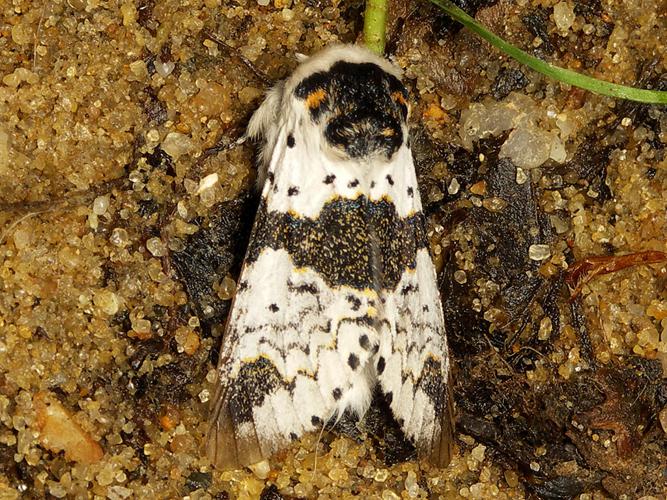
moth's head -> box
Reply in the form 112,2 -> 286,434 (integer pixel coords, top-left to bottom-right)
288,45 -> 409,162
247,45 -> 410,188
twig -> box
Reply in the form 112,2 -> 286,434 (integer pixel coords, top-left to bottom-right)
363,0 -> 389,55
203,31 -> 272,85
32,2 -> 48,73
0,210 -> 51,246
428,0 -> 667,104
0,177 -> 128,216
566,250 -> 667,299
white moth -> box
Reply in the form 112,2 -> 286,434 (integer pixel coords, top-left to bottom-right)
207,44 -> 454,469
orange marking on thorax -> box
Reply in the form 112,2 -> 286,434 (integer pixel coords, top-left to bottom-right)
306,89 -> 327,109
391,91 -> 407,106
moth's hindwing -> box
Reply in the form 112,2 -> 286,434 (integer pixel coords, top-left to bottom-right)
207,44 -> 454,470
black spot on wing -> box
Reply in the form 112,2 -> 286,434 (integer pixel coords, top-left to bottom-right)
333,388 -> 342,400
293,282 -> 318,294
359,334 -> 370,350
346,294 -> 362,311
348,179 -> 359,188
287,134 -> 295,148
377,356 -> 386,374
311,415 -> 323,426
268,303 -> 279,312
348,353 -> 359,370
407,186 -> 414,197
287,186 -> 299,196
324,174 -> 336,184
386,174 -> 394,185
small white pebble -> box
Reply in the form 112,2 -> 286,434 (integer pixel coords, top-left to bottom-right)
515,167 -> 528,185
381,490 -> 400,500
146,129 -> 160,142
374,469 -> 389,482
538,317 -> 553,340
196,173 -> 219,195
162,132 -> 193,159
470,444 -> 486,462
154,59 -> 175,78
249,460 -> 271,479
454,270 -> 467,284
529,244 -> 551,261
92,195 -> 110,215
110,228 -> 130,247
448,177 -> 460,195
405,471 -> 419,498
553,1 -> 575,32
146,237 -> 167,257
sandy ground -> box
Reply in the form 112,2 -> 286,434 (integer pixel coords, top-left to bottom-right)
0,0 -> 665,498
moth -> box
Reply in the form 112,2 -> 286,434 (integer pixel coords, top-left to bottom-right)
207,44 -> 454,469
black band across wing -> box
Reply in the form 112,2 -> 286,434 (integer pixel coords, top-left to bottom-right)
227,356 -> 288,424
247,196 -> 428,290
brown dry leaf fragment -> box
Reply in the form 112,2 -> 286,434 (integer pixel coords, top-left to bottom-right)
33,391 -> 104,464
566,250 -> 667,299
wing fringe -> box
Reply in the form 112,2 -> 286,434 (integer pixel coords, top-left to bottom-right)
206,381 -> 266,470
426,376 -> 455,467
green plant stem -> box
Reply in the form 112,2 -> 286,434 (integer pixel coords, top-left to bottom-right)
428,0 -> 667,104
363,0 -> 389,55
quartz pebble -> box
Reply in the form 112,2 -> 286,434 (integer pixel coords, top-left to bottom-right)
249,460 -> 271,479
515,167 -> 528,184
529,244 -> 551,261
146,237 -> 167,257
500,126 -> 552,169
554,1 -> 576,32
659,407 -> 667,434
162,132 -> 194,159
92,195 -> 110,215
33,392 -> 103,464
448,177 -> 460,195
155,59 -> 175,77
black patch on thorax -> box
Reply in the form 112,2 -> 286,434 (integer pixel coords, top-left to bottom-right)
294,61 -> 409,160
